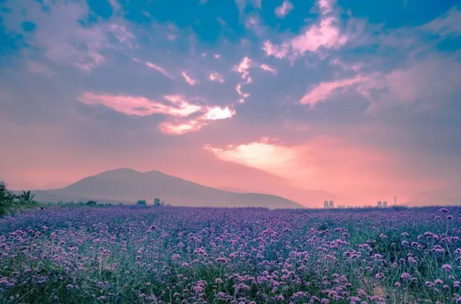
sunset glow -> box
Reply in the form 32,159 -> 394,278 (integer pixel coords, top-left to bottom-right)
1,0 -> 460,207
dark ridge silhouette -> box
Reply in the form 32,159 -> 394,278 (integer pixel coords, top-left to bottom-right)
32,168 -> 304,209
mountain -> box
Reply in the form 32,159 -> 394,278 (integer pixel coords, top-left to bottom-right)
32,168 -> 304,209
407,184 -> 461,206
226,193 -> 303,209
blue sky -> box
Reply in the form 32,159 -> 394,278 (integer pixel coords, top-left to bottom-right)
1,0 -> 460,205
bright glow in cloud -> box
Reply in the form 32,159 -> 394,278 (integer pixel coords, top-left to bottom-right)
160,106 -> 235,135
205,139 -> 312,183
159,120 -> 201,135
79,93 -> 235,134
209,72 -> 224,83
275,1 -> 294,18
203,106 -> 235,120
181,71 -> 198,86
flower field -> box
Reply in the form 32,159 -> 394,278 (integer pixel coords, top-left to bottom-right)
1,206 -> 461,303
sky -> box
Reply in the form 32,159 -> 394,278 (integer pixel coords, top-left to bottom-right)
1,0 -> 461,207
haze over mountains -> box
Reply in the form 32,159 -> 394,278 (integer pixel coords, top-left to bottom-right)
32,168 -> 305,209
407,184 -> 461,207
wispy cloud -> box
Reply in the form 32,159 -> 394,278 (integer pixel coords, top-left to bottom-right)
2,0 -> 134,72
300,76 -> 363,106
78,93 -> 201,117
233,57 -> 253,103
182,71 -> 198,86
27,61 -> 55,77
275,1 -> 294,18
423,8 -> 461,37
209,72 -> 224,83
78,92 -> 235,135
260,64 -> 278,74
134,58 -> 173,79
264,0 -> 347,58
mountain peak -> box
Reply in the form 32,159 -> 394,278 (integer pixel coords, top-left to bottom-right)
95,168 -> 141,176
32,168 -> 305,209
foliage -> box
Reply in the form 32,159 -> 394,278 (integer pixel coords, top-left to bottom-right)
1,206 -> 461,303
136,200 -> 146,206
153,197 -> 165,207
0,180 -> 38,215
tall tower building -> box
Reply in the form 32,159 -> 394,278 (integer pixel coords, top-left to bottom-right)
383,201 -> 388,208
324,201 -> 329,209
377,201 -> 382,208
329,201 -> 334,209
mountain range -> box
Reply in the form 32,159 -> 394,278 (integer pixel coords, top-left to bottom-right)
32,168 -> 305,209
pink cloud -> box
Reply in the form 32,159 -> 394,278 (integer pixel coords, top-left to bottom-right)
318,0 -> 334,15
203,106 -> 235,120
159,120 -> 202,135
160,106 -> 235,135
209,72 -> 224,83
260,64 -> 277,74
78,92 -> 235,135
233,56 -> 252,81
291,17 -> 347,54
264,0 -> 347,58
78,92 -> 202,117
2,0 -> 135,72
181,71 -> 198,86
233,57 -> 254,103
235,83 -> 250,103
364,57 -> 461,115
133,58 -> 172,79
275,1 -> 294,18
262,41 -> 289,59
300,76 -> 362,106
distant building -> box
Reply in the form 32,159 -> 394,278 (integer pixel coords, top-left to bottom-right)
324,201 -> 329,209
377,201 -> 382,208
383,201 -> 388,208
329,201 -> 334,209
337,205 -> 346,209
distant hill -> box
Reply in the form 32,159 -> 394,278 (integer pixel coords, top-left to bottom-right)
225,193 -> 302,209
407,184 -> 461,206
32,168 -> 304,209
